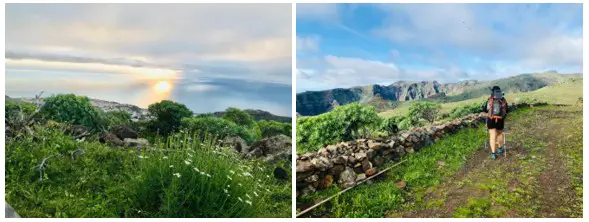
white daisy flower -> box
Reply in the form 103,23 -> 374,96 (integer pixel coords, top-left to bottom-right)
193,167 -> 200,172
238,197 -> 243,202
238,183 -> 243,187
245,200 -> 252,206
254,191 -> 259,197
173,173 -> 181,178
200,172 -> 206,176
184,160 -> 191,165
224,189 -> 229,194
227,175 -> 233,180
246,194 -> 251,199
169,165 -> 174,168
163,156 -> 168,159
229,170 -> 235,175
206,174 -> 212,178
242,172 -> 253,177
138,155 -> 146,159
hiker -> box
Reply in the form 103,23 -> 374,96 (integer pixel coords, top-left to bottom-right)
481,86 -> 508,160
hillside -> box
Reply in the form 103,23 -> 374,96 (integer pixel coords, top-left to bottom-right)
213,109 -> 292,123
296,72 -> 581,116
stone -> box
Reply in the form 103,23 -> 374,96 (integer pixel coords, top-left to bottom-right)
296,171 -> 314,182
319,175 -> 334,189
304,174 -> 319,183
110,125 -> 138,140
273,167 -> 289,180
354,152 -> 367,161
326,145 -> 338,153
361,159 -> 372,171
99,132 -> 123,146
244,135 -> 291,162
365,168 -> 378,176
356,173 -> 366,181
123,138 -> 149,149
368,141 -> 384,150
221,136 -> 248,153
66,125 -> 89,138
396,181 -> 407,189
311,157 -> 333,171
405,146 -> 415,153
296,160 -> 315,173
329,165 -> 345,179
373,156 -> 385,167
338,167 -> 356,189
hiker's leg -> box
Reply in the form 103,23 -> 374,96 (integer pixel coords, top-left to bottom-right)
489,129 -> 497,153
496,130 -> 504,147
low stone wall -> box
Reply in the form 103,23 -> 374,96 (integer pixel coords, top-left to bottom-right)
295,102 -> 546,197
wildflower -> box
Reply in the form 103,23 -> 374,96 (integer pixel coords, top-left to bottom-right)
242,172 -> 253,177
254,191 -> 259,197
265,188 -> 270,192
224,189 -> 229,194
226,175 -> 233,180
173,173 -> 181,178
227,184 -> 230,188
184,160 -> 191,165
169,165 -> 174,168
206,173 -> 212,178
246,194 -> 251,199
163,156 -> 168,159
245,200 -> 252,206
238,197 -> 243,202
238,183 -> 243,187
266,175 -> 270,178
229,170 -> 235,175
193,167 -> 200,172
138,155 -> 147,159
257,179 -> 262,182
200,172 -> 206,176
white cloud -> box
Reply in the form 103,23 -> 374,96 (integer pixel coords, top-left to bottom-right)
296,36 -> 320,53
5,3 -> 292,84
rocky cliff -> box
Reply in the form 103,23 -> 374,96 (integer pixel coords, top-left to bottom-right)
296,72 -> 581,116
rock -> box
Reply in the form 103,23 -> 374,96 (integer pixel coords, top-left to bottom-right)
99,132 -> 123,146
368,141 -> 384,150
221,136 -> 248,153
405,146 -> 415,153
338,167 -> 356,188
245,135 -> 291,162
396,181 -> 407,189
373,156 -> 385,167
329,165 -> 345,179
311,157 -> 333,171
124,138 -> 149,149
361,159 -> 372,171
301,185 -> 316,196
354,152 -> 367,161
273,167 -> 289,180
319,175 -> 334,189
110,125 -> 138,140
356,173 -> 366,181
296,160 -> 315,173
304,174 -> 319,183
5,202 -> 20,218
326,145 -> 338,153
365,168 -> 378,176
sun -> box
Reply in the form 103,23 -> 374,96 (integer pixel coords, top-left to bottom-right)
154,81 -> 171,93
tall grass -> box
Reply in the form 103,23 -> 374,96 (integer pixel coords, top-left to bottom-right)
5,125 -> 290,218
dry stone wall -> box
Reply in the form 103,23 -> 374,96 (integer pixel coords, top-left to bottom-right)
296,102 -> 547,197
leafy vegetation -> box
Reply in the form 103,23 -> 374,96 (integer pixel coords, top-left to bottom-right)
258,120 -> 291,138
296,103 -> 380,153
407,101 -> 441,124
147,100 -> 193,136
5,93 -> 292,218
39,94 -> 106,130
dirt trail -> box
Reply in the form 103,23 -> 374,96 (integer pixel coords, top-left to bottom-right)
388,106 -> 583,218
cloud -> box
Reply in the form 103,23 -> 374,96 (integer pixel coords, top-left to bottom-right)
297,36 -> 321,53
5,3 -> 292,84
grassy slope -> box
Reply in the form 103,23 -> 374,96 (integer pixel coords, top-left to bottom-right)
298,105 -> 582,218
5,127 -> 291,218
379,77 -> 582,118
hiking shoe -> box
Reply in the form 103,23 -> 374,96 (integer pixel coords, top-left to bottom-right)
490,153 -> 497,160
497,146 -> 504,155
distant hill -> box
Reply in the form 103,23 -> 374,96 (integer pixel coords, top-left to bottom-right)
296,72 -> 582,116
212,109 -> 291,123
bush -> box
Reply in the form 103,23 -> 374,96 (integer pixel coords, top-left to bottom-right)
408,101 -> 441,124
147,100 -> 193,136
296,103 -> 380,152
39,94 -> 106,130
5,126 -> 290,218
5,100 -> 37,120
258,120 -> 291,138
449,102 -> 484,119
104,110 -> 132,127
222,107 -> 261,140
181,116 -> 256,143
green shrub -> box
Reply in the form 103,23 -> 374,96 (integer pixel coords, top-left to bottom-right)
258,120 -> 291,138
104,110 -> 132,127
296,103 -> 380,153
449,102 -> 483,119
147,100 -> 193,136
222,107 -> 261,140
39,94 -> 106,130
181,116 -> 256,143
5,100 -> 37,120
407,101 -> 441,124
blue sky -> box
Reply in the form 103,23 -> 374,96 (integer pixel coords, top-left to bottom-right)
5,4 -> 292,116
296,3 -> 583,92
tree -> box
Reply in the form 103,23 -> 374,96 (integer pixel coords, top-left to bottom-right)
221,107 -> 255,127
258,120 -> 291,138
147,100 -> 192,136
408,101 -> 441,124
104,110 -> 132,127
40,94 -> 106,130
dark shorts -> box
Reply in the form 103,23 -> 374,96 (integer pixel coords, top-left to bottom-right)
486,118 -> 505,130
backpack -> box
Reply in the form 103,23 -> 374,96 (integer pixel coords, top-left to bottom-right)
486,90 -> 507,122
